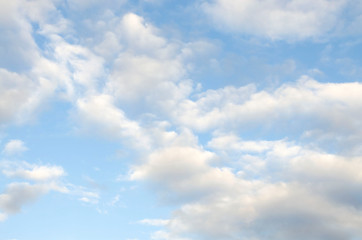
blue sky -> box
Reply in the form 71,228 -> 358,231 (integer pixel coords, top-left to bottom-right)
1,0 -> 362,239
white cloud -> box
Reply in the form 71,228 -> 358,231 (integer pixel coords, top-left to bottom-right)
0,0 -> 39,70
3,164 -> 65,181
139,218 -> 170,226
0,182 -> 48,215
66,0 -> 127,11
0,70 -> 36,125
131,146 -> 240,203
171,77 -> 362,153
134,140 -> 362,239
168,181 -> 362,240
104,13 -> 189,104
75,94 -> 151,149
118,13 -> 167,54
2,140 -> 28,155
208,134 -> 279,153
107,53 -> 185,102
3,2 -> 362,239
0,212 -> 7,222
151,230 -> 190,240
50,40 -> 105,100
79,196 -> 99,204
0,1 -> 66,126
203,0 -> 348,41
0,181 -> 67,221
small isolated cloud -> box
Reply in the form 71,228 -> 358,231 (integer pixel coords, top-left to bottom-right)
0,182 -> 48,215
79,197 -> 99,204
0,181 -> 66,221
74,187 -> 99,205
139,218 -> 170,226
2,140 -> 28,155
2,164 -> 65,181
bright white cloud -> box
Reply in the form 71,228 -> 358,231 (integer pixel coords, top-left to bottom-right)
203,0 -> 348,40
171,76 -> 362,152
3,165 -> 65,181
75,94 -> 151,149
2,140 -> 28,155
105,13 -> 188,103
131,146 -> 240,203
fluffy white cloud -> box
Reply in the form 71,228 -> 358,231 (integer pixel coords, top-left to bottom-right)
171,76 -> 362,153
0,1 -> 68,126
105,13 -> 188,104
130,146 -> 238,202
203,0 -> 348,40
168,182 -> 362,240
75,94 -> 151,149
133,138 -> 362,239
2,140 -> 28,155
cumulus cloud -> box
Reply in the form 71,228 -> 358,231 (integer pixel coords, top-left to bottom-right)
0,1 -> 66,126
2,140 -> 28,155
105,13 -> 189,104
171,76 -> 362,153
130,146 -> 238,203
132,138 -> 362,239
2,1 -> 362,239
203,0 -> 349,40
168,182 -> 362,240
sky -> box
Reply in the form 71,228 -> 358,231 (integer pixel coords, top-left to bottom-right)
1,0 -> 362,239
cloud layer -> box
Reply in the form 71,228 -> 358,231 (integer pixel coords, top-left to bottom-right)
1,1 -> 362,240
